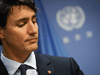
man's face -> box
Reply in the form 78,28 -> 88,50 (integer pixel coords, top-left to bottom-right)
2,5 -> 38,53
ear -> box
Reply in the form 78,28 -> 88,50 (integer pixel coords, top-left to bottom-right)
0,27 -> 4,39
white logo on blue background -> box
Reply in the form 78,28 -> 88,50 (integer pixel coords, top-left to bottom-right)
56,6 -> 86,31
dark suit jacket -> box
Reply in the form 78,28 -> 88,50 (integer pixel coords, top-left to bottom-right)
0,52 -> 84,75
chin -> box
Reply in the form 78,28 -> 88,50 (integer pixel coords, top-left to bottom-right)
29,44 -> 38,51
32,46 -> 38,51
25,42 -> 38,52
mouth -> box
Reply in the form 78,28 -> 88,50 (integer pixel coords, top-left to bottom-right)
25,38 -> 38,43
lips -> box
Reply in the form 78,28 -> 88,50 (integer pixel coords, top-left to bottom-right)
25,38 -> 38,43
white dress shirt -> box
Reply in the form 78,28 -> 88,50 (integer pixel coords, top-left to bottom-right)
1,51 -> 38,75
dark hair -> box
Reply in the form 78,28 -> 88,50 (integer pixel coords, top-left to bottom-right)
0,0 -> 38,45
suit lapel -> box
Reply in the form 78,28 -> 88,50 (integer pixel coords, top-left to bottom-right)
35,52 -> 54,75
0,59 -> 9,75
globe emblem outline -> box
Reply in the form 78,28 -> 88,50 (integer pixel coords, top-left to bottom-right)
56,6 -> 86,31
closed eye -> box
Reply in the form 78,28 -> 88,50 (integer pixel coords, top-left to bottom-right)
17,21 -> 27,27
33,20 -> 37,24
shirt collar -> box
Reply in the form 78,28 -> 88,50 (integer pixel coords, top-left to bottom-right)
1,51 -> 36,75
24,52 -> 37,69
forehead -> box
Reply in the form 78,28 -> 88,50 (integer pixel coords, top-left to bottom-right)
8,5 -> 35,17
7,5 -> 36,22
10,5 -> 32,13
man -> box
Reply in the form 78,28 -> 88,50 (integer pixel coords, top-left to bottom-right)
0,0 -> 84,75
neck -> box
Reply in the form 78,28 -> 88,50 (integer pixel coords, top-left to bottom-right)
2,45 -> 32,63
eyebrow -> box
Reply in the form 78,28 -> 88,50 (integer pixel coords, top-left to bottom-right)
17,14 -> 37,22
32,14 -> 37,20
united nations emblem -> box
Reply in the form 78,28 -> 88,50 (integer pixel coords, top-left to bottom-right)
56,6 -> 86,31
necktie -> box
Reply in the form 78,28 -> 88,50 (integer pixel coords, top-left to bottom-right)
19,65 -> 27,75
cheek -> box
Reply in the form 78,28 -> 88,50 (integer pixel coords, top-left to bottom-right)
4,28 -> 26,42
14,30 -> 26,41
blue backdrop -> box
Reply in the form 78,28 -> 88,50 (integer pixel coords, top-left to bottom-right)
34,0 -> 68,57
35,0 -> 100,75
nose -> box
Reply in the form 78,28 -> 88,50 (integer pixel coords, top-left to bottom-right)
27,22 -> 38,35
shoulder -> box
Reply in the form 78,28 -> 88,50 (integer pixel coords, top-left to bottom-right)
38,52 -> 74,61
35,52 -> 84,75
35,52 -> 76,67
42,54 -> 71,63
